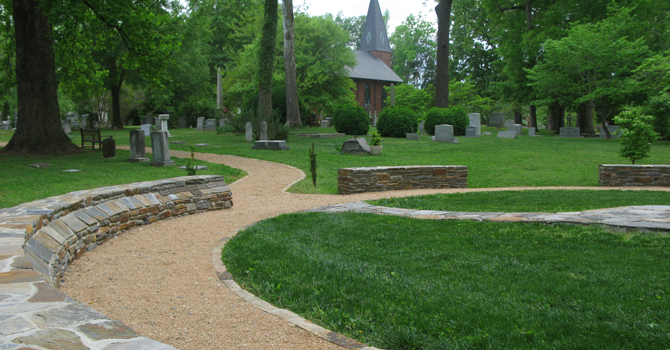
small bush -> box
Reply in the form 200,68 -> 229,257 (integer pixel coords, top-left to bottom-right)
614,107 -> 659,164
643,93 -> 670,140
332,104 -> 369,135
424,107 -> 469,136
376,105 -> 418,138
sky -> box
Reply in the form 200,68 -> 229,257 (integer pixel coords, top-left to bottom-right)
299,0 -> 438,35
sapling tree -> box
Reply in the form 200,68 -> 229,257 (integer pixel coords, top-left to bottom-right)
614,107 -> 659,164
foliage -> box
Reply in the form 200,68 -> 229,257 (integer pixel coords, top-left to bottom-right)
229,108 -> 289,140
369,131 -> 382,146
424,107 -> 468,136
241,84 -> 308,124
376,105 -> 418,138
185,146 -> 198,176
257,0 -> 278,118
223,212 -> 670,350
643,93 -> 670,141
216,124 -> 234,134
448,80 -> 493,116
332,104 -> 369,135
390,14 -> 436,88
383,84 -> 432,117
308,142 -> 317,187
614,107 -> 659,164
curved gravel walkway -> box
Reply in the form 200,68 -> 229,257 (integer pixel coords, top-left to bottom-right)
57,150 -> 669,350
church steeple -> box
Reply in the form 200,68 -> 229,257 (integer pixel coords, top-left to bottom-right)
358,0 -> 391,53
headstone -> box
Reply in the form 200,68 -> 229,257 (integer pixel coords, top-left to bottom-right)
196,117 -> 205,131
342,137 -> 371,154
154,117 -> 162,131
599,125 -> 621,138
62,120 -> 71,134
81,115 -> 89,129
497,131 -> 517,139
245,122 -> 253,142
419,121 -> 425,133
260,121 -> 268,140
528,128 -> 542,137
144,113 -> 153,125
507,124 -> 522,136
468,113 -> 481,136
219,118 -> 228,128
102,137 -> 116,158
252,140 -> 290,150
150,131 -> 175,167
503,120 -> 514,128
464,126 -> 478,137
560,127 -> 582,138
140,124 -> 151,136
321,120 -> 330,128
178,116 -> 187,129
205,119 -> 216,131
371,112 -> 378,127
482,132 -> 492,136
1,120 -> 9,130
127,130 -> 149,163
406,133 -> 420,140
158,114 -> 170,136
435,124 -> 456,143
489,113 -> 504,127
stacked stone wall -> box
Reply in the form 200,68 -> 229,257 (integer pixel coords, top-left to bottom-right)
0,175 -> 233,286
337,166 -> 468,194
599,165 -> 670,187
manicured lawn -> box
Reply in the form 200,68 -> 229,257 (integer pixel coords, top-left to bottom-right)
223,212 -> 670,350
369,190 -> 670,213
0,147 -> 245,209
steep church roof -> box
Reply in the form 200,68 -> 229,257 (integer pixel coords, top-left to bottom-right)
358,0 -> 392,53
348,50 -> 403,83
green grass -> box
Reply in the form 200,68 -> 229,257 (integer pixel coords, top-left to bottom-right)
0,147 -> 245,209
223,212 -> 670,350
369,190 -> 670,213
7,125 -> 664,195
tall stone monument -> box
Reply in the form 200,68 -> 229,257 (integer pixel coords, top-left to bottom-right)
150,131 -> 175,167
245,122 -> 253,142
260,121 -> 268,140
127,130 -> 149,163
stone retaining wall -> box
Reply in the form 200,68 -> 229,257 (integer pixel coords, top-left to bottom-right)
0,175 -> 232,286
337,166 -> 468,194
599,165 -> 670,187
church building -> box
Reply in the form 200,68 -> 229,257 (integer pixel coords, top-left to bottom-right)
348,0 -> 403,116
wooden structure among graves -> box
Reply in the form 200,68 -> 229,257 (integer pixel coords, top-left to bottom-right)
80,128 -> 110,150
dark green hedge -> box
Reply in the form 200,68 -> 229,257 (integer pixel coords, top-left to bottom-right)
424,107 -> 469,136
376,105 -> 419,138
333,104 -> 370,135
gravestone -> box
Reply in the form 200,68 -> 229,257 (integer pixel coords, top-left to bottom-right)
489,113 -> 504,127
320,120 -> 330,128
196,117 -> 205,131
143,113 -> 153,125
600,125 -> 621,138
503,120 -> 514,128
150,131 -> 175,167
507,124 -> 522,136
1,120 -> 9,130
419,121 -> 425,133
140,124 -> 151,136
178,116 -> 187,129
245,122 -> 253,142
342,137 -> 371,154
219,118 -> 228,128
61,120 -> 71,134
528,128 -> 542,137
468,113 -> 481,136
482,132 -> 492,136
435,124 -> 456,143
81,114 -> 89,129
260,121 -> 268,140
154,117 -> 162,131
464,126 -> 478,137
127,130 -> 149,163
102,137 -> 116,158
560,127 -> 582,138
406,133 -> 420,140
497,131 -> 517,139
371,113 -> 378,127
252,140 -> 290,150
205,119 -> 216,131
158,114 -> 171,136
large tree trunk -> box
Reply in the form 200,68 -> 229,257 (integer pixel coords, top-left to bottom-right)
258,0 -> 278,120
546,101 -> 564,133
1,0 -> 80,155
577,100 -> 595,135
529,104 -> 537,131
282,0 -> 301,127
109,63 -> 125,129
434,0 -> 452,108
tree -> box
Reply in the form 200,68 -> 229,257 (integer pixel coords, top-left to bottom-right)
614,107 -> 658,164
258,0 -> 277,119
390,14 -> 436,88
282,0 -> 301,126
434,0 -> 452,108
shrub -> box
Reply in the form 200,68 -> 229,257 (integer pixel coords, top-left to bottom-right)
332,104 -> 369,135
376,105 -> 418,138
614,107 -> 659,164
424,107 -> 469,136
643,93 -> 670,141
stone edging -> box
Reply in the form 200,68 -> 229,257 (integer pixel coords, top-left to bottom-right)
212,230 -> 383,350
337,166 -> 468,194
599,164 -> 670,187
0,175 -> 233,350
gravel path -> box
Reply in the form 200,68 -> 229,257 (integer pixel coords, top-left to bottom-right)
58,150 -> 669,350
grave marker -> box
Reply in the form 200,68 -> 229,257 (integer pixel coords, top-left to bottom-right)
464,126 -> 478,137
205,119 -> 216,131
196,117 -> 205,131
158,114 -> 170,136
127,130 -> 149,163
150,131 -> 175,167
468,113 -> 481,136
245,122 -> 253,142
435,124 -> 457,143
497,131 -> 517,139
140,124 -> 151,136
507,124 -> 522,136
260,121 -> 268,140
560,127 -> 582,138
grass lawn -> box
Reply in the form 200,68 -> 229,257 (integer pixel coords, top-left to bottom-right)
223,212 -> 670,350
0,143 -> 245,209
369,190 -> 670,213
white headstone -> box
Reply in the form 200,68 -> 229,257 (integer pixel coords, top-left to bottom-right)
419,121 -> 426,133
497,131 -> 517,139
320,120 -> 330,128
62,120 -> 71,134
196,117 -> 205,131
140,124 -> 151,136
260,121 -> 268,140
435,124 -> 456,143
507,124 -> 522,136
245,122 -> 253,142
468,113 -> 481,136
465,126 -> 478,137
158,114 -> 170,136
